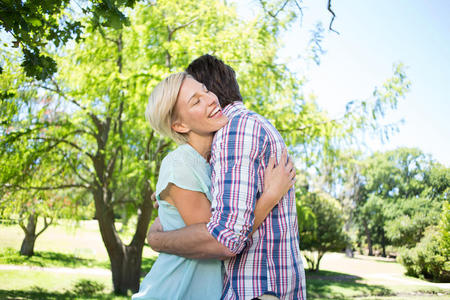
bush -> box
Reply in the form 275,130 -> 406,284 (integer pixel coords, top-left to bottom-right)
398,226 -> 449,282
71,279 -> 105,296
298,192 -> 348,271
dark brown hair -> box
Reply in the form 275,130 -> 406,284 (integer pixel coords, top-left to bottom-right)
186,54 -> 242,108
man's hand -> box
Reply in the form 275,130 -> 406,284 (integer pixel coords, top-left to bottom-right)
147,217 -> 163,250
151,192 -> 158,209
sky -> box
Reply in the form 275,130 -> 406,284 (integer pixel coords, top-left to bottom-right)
242,0 -> 450,166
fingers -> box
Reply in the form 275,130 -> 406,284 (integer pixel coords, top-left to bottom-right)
290,166 -> 296,182
286,154 -> 296,185
267,154 -> 276,169
286,155 -> 294,171
281,148 -> 288,166
151,192 -> 159,209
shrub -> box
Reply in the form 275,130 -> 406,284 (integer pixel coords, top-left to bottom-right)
298,192 -> 348,271
398,225 -> 449,282
72,279 -> 105,296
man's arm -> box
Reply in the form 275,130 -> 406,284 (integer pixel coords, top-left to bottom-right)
147,115 -> 265,258
147,218 -> 235,260
206,115 -> 266,254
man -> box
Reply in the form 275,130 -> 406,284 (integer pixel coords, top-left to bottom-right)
148,55 -> 306,300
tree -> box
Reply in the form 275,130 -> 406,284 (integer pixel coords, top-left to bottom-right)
0,0 -> 338,81
1,0 -> 412,293
298,191 -> 348,271
1,0 -> 322,294
0,50 -> 88,256
0,0 -> 140,81
398,224 -> 449,282
351,148 -> 448,255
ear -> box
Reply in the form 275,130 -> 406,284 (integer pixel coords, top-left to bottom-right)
171,120 -> 190,134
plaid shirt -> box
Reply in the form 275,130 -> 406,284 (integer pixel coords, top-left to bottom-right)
206,102 -> 306,300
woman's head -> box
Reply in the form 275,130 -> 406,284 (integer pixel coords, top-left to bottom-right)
146,72 -> 228,144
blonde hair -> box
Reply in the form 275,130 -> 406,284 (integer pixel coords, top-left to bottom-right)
145,72 -> 192,144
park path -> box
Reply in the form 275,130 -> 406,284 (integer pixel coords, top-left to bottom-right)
317,252 -> 450,290
0,264 -> 110,276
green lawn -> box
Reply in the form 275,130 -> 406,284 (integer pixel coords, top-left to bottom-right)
0,221 -> 449,299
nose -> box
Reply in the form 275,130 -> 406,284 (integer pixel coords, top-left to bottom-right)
206,93 -> 216,106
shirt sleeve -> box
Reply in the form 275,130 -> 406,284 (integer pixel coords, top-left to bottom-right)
155,153 -> 204,201
206,116 -> 267,254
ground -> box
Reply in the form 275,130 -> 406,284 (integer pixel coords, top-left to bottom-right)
0,220 -> 448,299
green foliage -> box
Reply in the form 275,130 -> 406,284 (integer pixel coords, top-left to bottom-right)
384,196 -> 442,247
440,202 -> 450,258
398,225 -> 449,282
352,148 -> 448,254
0,0 -> 80,80
1,0 -> 319,293
0,0 -> 140,80
298,191 -> 348,270
1,0 -> 419,292
72,279 -> 106,296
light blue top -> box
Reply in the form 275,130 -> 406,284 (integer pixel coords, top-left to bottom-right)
132,144 -> 223,300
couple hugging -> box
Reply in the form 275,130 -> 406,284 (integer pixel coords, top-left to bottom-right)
132,55 -> 306,300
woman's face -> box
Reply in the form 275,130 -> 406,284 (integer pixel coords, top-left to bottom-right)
172,77 -> 228,137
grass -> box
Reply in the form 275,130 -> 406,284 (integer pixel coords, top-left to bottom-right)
0,247 -> 110,269
306,270 -> 393,299
0,220 -> 157,262
1,221 -> 449,299
0,269 -> 111,292
305,253 -> 450,299
0,289 -> 128,300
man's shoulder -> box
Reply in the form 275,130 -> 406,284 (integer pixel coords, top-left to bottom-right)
224,108 -> 273,132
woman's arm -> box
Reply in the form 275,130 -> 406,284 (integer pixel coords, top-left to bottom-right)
162,183 -> 212,225
149,148 -> 294,255
252,148 -> 295,234
148,184 -> 234,259
160,148 -> 294,232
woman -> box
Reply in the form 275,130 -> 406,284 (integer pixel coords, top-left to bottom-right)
132,72 -> 295,300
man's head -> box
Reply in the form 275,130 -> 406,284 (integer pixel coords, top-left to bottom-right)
186,54 -> 242,108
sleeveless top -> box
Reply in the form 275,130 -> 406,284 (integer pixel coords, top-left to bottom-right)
132,144 -> 223,300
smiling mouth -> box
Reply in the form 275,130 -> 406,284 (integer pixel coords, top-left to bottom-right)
208,106 -> 222,118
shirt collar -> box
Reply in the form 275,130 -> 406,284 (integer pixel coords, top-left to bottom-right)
222,101 -> 246,118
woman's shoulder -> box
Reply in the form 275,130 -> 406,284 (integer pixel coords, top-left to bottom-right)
161,144 -> 204,172
163,144 -> 191,164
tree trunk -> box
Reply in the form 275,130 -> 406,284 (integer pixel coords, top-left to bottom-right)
344,214 -> 354,258
110,244 -> 144,294
315,252 -> 325,271
381,229 -> 386,257
345,246 -> 354,258
93,184 -> 153,295
20,213 -> 37,256
363,219 -> 373,256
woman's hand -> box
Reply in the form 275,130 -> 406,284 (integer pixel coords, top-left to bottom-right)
263,148 -> 296,204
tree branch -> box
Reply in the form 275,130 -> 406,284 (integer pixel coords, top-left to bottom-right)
31,136 -> 93,159
278,119 -> 338,132
35,216 -> 53,238
327,0 -> 339,34
65,156 -> 94,186
259,0 -> 290,18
